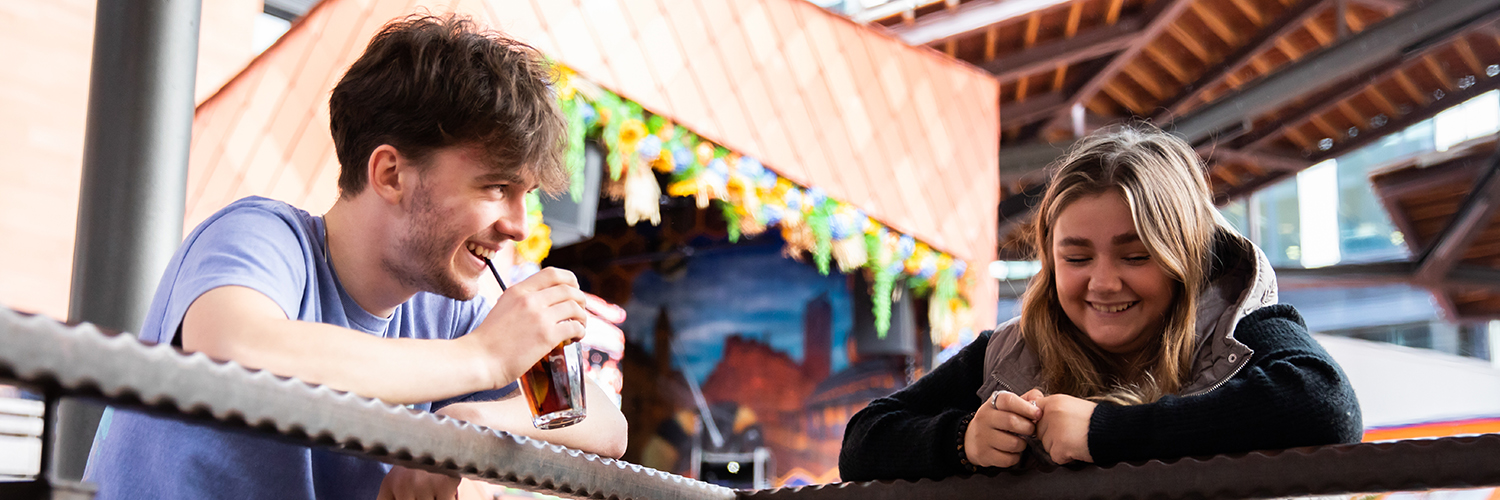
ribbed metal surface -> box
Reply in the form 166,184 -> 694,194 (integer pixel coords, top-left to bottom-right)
0,307 -> 735,500
744,435 -> 1500,499
8,304 -> 1500,500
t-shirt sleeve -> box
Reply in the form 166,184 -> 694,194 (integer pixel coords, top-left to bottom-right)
152,207 -> 310,345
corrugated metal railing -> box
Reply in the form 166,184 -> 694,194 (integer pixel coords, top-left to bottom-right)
2,305 -> 1499,500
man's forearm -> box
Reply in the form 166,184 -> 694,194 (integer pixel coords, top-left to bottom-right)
436,379 -> 628,458
183,286 -> 496,405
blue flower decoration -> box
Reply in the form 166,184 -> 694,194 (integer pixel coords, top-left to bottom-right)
886,260 -> 905,276
919,261 -> 938,280
578,101 -> 597,128
830,211 -> 854,240
637,135 -> 662,162
804,187 -> 827,210
952,261 -> 967,278
896,235 -> 915,260
671,145 -> 694,173
760,204 -> 784,226
785,187 -> 803,212
738,157 -> 765,177
705,158 -> 729,189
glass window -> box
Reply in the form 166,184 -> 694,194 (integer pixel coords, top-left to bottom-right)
1329,122 -> 1432,263
1219,200 -> 1249,236
1434,90 -> 1500,151
1252,178 -> 1300,267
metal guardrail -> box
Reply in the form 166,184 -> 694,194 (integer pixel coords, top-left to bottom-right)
748,435 -> 1500,499
0,306 -> 734,500
4,304 -> 1500,500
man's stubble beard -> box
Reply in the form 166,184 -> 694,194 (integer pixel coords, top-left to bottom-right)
383,180 -> 478,301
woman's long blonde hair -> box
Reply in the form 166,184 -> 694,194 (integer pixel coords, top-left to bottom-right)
1020,126 -> 1219,404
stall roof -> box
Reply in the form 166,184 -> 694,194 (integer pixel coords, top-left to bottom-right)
1368,135 -> 1500,320
185,0 -> 1000,273
1271,134 -> 1500,320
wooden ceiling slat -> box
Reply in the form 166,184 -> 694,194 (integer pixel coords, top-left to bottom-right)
1066,1 -> 1084,35
1102,78 -> 1148,112
1364,86 -> 1401,117
982,16 -> 1145,82
1282,123 -> 1315,149
1308,113 -> 1343,138
1303,15 -> 1334,46
1040,0 -> 1197,131
1024,12 -> 1041,46
1248,53 -> 1273,73
1392,69 -> 1432,104
1107,0 -> 1125,24
1144,42 -> 1192,82
1423,56 -> 1456,91
1191,2 -> 1243,46
1016,75 -> 1032,100
1123,61 -> 1170,98
1275,37 -> 1305,59
1152,0 -> 1327,121
1229,0 -> 1266,25
1053,63 -> 1069,90
1168,23 -> 1214,61
1344,4 -> 1367,32
1455,38 -> 1488,79
985,25 -> 999,61
1215,164 -> 1245,186
1335,101 -> 1365,128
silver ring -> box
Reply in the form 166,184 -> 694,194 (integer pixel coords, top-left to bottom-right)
990,392 -> 1000,411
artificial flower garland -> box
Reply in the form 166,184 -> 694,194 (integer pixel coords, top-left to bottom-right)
516,65 -> 974,347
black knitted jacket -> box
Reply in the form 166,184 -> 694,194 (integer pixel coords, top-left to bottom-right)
837,305 -> 1363,482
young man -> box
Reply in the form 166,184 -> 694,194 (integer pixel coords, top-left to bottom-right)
84,14 -> 627,500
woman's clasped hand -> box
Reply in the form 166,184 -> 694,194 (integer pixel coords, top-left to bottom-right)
966,389 -> 1097,467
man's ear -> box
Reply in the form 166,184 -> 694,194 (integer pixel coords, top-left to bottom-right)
367,144 -> 407,205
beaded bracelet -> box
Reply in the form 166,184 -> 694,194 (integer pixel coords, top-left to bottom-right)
956,411 -> 978,473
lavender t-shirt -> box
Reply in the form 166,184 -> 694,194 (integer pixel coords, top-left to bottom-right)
84,196 -> 511,500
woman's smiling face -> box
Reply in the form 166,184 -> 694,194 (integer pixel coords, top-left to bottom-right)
1051,190 -> 1177,355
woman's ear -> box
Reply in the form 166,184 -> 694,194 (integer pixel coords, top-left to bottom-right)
367,144 -> 405,205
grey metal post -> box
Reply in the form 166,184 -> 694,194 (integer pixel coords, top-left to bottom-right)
55,0 -> 201,482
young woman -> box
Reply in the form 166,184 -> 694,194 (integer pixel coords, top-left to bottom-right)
839,127 -> 1362,482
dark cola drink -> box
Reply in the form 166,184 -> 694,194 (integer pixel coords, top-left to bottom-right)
520,341 -> 586,429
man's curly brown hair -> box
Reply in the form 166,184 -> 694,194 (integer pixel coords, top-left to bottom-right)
329,14 -> 567,197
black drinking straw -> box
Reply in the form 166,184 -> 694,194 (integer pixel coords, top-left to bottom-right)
484,258 -> 508,292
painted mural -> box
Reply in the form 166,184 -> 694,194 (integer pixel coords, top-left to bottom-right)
613,234 -> 908,487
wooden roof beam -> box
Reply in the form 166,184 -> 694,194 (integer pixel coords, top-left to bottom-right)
1202,146 -> 1314,172
1230,8 -> 1500,150
1001,0 -> 1500,195
1154,0 -> 1330,122
886,0 -> 1077,45
1295,49 -> 1500,159
1216,71 -> 1500,202
1352,0 -> 1410,14
1041,0 -> 1200,132
1276,261 -> 1500,291
983,15 -> 1149,82
1414,151 -> 1500,286
1002,90 -> 1070,125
